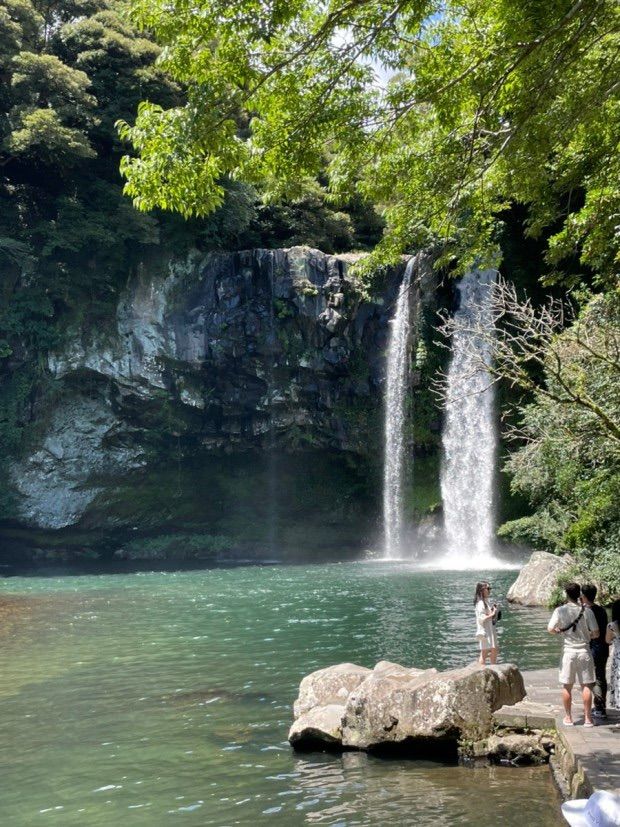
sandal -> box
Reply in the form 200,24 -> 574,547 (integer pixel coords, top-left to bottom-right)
583,721 -> 594,728
562,718 -> 574,726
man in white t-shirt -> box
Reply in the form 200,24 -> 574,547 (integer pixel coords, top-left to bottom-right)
547,582 -> 599,727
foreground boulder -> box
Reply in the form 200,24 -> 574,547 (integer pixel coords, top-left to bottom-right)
289,660 -> 526,755
507,551 -> 573,606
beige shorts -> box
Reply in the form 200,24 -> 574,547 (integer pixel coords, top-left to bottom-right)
559,649 -> 595,686
476,626 -> 498,650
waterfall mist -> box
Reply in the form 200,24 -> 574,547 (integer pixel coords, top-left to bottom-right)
439,269 -> 499,568
382,258 -> 415,559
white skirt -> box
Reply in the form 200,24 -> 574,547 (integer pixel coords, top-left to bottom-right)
476,625 -> 498,650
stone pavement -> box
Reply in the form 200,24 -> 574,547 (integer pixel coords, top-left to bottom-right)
494,667 -> 620,797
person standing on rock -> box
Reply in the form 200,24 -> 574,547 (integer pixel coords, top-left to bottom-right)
474,581 -> 498,665
581,584 -> 610,719
547,582 -> 599,727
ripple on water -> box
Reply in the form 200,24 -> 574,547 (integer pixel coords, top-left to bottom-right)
0,563 -> 564,826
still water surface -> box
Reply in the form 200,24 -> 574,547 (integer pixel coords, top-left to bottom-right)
0,563 -> 565,826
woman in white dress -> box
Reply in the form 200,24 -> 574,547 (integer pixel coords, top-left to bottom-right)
605,599 -> 620,709
474,581 -> 498,665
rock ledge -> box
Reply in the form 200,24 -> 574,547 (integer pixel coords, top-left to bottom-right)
289,660 -> 526,757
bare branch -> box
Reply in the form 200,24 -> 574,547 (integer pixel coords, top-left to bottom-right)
434,276 -> 620,443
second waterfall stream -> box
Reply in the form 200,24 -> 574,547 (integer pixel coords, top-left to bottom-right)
440,268 -> 499,566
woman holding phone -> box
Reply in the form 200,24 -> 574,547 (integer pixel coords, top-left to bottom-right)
474,581 -> 499,665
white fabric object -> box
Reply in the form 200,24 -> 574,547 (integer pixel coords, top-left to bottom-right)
559,649 -> 595,686
561,790 -> 620,827
476,628 -> 498,650
475,599 -> 494,636
548,603 -> 599,650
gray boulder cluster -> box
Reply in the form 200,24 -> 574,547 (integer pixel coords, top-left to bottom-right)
289,660 -> 526,756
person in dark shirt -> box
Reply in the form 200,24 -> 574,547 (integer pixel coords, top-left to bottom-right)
581,584 -> 609,718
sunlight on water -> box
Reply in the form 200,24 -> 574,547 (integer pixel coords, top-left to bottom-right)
417,555 -> 521,572
0,564 -> 564,826
363,551 -> 521,571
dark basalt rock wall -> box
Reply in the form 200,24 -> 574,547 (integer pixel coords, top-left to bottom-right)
3,246 -> 437,562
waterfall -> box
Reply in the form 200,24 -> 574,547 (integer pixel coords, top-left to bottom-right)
440,268 -> 498,566
382,257 -> 415,559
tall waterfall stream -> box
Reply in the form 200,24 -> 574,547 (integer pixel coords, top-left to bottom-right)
440,269 -> 499,566
382,257 -> 416,559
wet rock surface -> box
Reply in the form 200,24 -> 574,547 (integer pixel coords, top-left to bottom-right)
8,247 -> 436,539
10,396 -> 145,530
485,733 -> 553,766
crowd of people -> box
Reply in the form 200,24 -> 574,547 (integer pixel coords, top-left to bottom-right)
473,580 -> 620,726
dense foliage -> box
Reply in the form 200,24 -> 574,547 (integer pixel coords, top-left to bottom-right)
0,0 -> 175,331
498,290 -> 620,595
0,0 -> 379,508
119,0 -> 619,286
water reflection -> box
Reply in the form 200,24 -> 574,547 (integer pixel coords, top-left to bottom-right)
290,753 -> 563,826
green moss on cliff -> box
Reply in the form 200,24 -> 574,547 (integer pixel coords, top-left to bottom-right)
80,450 -> 379,555
405,454 -> 442,519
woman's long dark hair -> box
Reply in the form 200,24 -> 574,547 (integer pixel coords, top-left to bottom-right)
612,599 -> 620,626
474,582 -> 489,606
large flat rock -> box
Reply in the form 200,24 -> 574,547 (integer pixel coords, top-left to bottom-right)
342,662 -> 524,750
289,660 -> 525,753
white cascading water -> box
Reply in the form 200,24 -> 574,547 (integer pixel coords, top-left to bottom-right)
439,268 -> 499,567
383,257 -> 416,559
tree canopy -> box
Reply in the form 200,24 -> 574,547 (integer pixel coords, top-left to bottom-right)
119,0 -> 620,285
0,0 -> 383,505
0,0 -> 177,347
0,0 -> 179,511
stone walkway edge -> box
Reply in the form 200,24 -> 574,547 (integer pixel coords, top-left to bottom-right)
493,668 -> 620,797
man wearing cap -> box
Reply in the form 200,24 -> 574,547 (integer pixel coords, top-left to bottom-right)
548,582 -> 599,727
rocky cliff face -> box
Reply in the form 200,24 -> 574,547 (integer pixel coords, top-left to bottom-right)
6,247 -> 436,561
